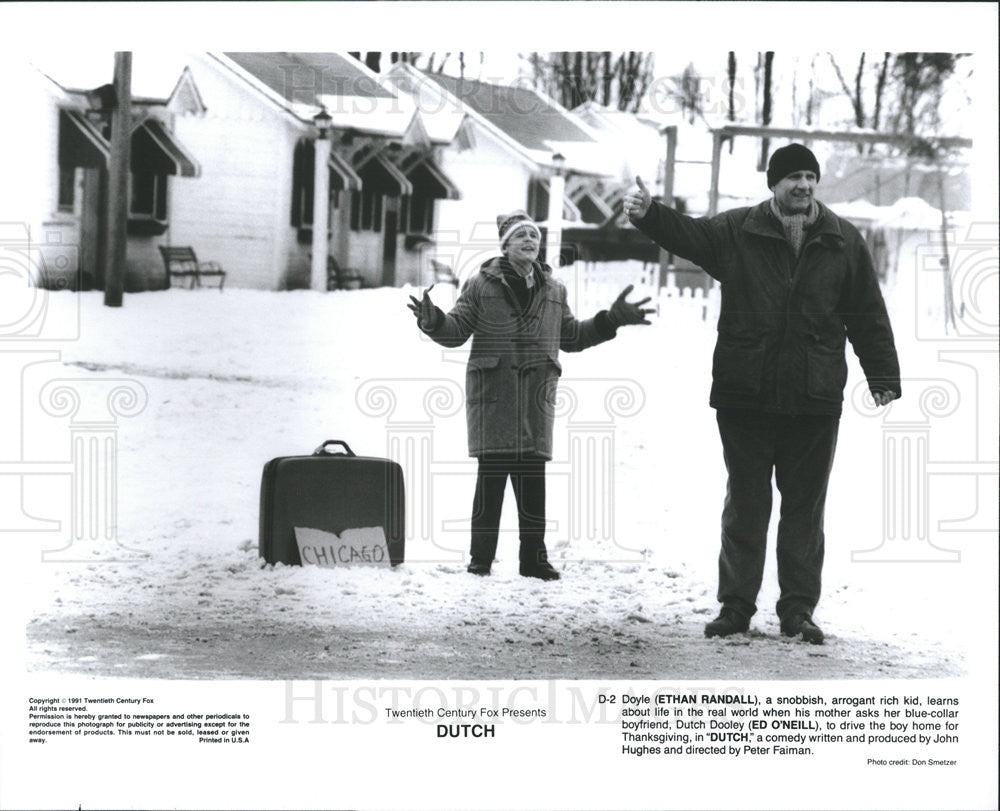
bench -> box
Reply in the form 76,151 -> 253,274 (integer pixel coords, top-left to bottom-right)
158,246 -> 226,291
327,256 -> 364,290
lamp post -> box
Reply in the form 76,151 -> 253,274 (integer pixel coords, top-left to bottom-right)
310,109 -> 333,292
545,152 -> 566,268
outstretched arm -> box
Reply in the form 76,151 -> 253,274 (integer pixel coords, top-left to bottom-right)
607,284 -> 655,328
625,176 -> 732,282
407,285 -> 440,330
408,281 -> 478,348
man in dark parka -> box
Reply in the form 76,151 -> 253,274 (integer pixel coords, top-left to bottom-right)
624,143 -> 900,643
409,210 -> 653,580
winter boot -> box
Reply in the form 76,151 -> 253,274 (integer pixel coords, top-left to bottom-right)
780,613 -> 824,645
518,539 -> 560,580
704,607 -> 750,638
467,560 -> 492,576
519,561 -> 561,581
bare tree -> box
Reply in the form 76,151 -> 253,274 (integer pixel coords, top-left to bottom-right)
600,51 -> 614,107
806,55 -> 817,126
828,53 -> 865,130
528,51 -> 654,112
671,63 -> 706,124
889,52 -> 967,140
871,52 -> 891,133
347,52 -> 383,73
727,52 -> 737,153
727,52 -> 737,121
759,51 -> 774,169
891,52 -> 968,332
352,51 -> 481,79
389,52 -> 422,66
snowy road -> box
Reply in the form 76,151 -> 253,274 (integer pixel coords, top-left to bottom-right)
22,251 -> 991,680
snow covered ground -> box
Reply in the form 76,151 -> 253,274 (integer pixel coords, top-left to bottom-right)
20,235 -> 998,680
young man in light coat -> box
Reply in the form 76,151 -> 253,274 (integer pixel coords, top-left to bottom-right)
410,210 -> 653,580
624,144 -> 900,643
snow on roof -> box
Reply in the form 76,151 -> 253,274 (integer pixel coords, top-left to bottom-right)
380,63 -> 468,144
828,197 -> 966,231
314,90 -> 418,139
572,103 -> 664,183
874,197 -> 950,230
828,200 -> 889,222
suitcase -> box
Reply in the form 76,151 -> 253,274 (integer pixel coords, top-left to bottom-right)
259,440 -> 405,566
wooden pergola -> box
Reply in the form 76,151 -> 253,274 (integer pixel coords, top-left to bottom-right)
657,123 -> 974,327
703,124 -> 973,216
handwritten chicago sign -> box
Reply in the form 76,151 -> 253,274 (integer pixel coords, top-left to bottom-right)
294,526 -> 391,569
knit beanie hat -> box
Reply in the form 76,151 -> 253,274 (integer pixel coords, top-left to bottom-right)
497,210 -> 542,250
766,144 -> 821,188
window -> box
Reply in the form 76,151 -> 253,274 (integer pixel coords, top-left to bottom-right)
402,194 -> 434,235
526,178 -> 549,222
129,172 -> 167,221
350,189 -> 382,232
291,138 -> 315,228
58,166 -> 76,213
126,171 -> 169,236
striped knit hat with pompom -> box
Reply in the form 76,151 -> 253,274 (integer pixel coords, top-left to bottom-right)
497,210 -> 542,250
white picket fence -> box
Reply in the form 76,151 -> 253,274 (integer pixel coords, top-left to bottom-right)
553,260 -> 720,327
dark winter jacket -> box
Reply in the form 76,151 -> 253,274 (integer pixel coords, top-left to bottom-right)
632,199 -> 901,415
422,257 -> 615,459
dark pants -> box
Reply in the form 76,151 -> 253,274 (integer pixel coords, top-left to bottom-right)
470,454 -> 548,566
715,409 -> 840,621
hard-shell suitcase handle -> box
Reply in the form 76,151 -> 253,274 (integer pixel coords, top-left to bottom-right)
313,439 -> 356,457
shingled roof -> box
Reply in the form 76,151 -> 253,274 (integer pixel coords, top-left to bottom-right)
422,72 -> 596,151
224,52 -> 394,106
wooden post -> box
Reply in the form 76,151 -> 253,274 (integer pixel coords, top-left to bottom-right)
546,153 -> 566,268
658,125 -> 677,286
936,164 -> 957,333
103,52 -> 131,307
708,130 -> 724,217
311,135 -> 331,291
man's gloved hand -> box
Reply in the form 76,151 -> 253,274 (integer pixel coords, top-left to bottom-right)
407,286 -> 441,331
608,284 -> 655,328
623,176 -> 653,221
872,390 -> 899,407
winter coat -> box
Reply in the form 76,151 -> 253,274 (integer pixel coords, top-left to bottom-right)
633,200 -> 900,415
422,257 -> 615,459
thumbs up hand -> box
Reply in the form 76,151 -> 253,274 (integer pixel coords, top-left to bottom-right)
623,176 -> 653,221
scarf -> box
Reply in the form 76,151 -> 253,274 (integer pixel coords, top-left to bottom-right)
770,199 -> 819,259
498,257 -> 537,312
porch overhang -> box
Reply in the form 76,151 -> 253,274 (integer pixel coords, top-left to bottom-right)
131,119 -> 200,177
355,152 -> 413,196
58,109 -> 109,169
59,109 -> 200,178
328,150 -> 362,192
402,155 -> 461,200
